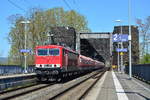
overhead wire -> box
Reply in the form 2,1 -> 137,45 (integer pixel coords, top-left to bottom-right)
63,0 -> 72,10
72,0 -> 80,13
8,0 -> 26,12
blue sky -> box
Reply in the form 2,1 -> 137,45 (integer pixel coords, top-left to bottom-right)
0,0 -> 149,57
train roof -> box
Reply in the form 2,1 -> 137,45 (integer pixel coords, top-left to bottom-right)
36,45 -> 63,49
35,45 -> 78,54
79,55 -> 94,61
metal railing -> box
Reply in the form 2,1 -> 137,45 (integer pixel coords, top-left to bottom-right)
0,65 -> 35,75
125,64 -> 150,83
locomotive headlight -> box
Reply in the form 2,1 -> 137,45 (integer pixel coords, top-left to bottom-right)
56,64 -> 60,67
36,64 -> 40,67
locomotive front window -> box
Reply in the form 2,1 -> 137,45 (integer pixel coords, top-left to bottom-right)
49,49 -> 59,56
37,49 -> 48,56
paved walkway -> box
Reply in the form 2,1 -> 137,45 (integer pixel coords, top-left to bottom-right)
84,70 -> 150,100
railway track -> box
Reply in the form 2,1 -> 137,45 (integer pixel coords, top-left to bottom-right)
51,68 -> 107,100
0,68 -> 107,100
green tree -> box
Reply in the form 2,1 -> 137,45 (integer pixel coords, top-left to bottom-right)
8,16 -> 25,65
8,7 -> 90,65
140,53 -> 150,64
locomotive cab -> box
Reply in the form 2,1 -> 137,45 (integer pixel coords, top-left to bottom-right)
35,47 -> 62,68
35,45 -> 64,77
35,45 -> 79,81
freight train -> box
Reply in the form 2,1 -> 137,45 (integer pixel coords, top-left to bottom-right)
35,45 -> 105,81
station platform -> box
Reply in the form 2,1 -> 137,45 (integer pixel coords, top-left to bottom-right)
0,73 -> 36,79
85,70 -> 150,100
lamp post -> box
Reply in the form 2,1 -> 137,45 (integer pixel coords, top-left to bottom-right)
21,20 -> 30,73
115,20 -> 123,72
128,0 -> 132,79
117,42 -> 120,72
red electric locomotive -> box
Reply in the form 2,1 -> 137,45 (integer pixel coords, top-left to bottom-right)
35,45 -> 105,81
35,45 -> 79,81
